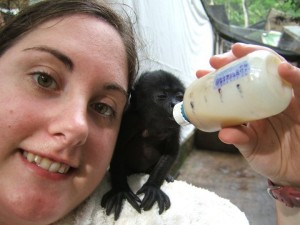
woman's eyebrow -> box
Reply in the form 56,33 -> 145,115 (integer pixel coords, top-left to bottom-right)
24,46 -> 128,99
23,46 -> 74,71
104,82 -> 129,99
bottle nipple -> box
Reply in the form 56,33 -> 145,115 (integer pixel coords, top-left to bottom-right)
173,102 -> 190,126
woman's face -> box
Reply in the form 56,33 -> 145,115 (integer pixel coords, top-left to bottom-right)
0,15 -> 128,225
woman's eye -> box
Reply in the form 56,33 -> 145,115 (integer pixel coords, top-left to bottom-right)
32,72 -> 57,89
91,103 -> 115,117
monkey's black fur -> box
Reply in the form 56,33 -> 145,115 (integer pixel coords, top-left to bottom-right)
101,70 -> 185,220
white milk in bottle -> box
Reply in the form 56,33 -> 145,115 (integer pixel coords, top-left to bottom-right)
173,50 -> 293,132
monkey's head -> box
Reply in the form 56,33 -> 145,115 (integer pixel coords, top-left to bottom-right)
130,70 -> 185,125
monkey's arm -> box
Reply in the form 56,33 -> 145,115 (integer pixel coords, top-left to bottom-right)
101,155 -> 141,220
137,149 -> 178,214
101,113 -> 142,220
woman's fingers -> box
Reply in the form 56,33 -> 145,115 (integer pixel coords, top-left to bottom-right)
278,62 -> 300,101
195,69 -> 213,78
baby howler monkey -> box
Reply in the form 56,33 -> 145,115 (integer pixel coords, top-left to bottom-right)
101,70 -> 185,220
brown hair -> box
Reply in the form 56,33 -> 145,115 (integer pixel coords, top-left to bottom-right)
0,0 -> 138,89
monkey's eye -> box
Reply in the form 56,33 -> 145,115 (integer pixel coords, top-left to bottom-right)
176,93 -> 184,101
32,72 -> 58,89
91,103 -> 115,117
156,94 -> 167,101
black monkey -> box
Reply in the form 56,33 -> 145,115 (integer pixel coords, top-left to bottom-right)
101,70 -> 185,220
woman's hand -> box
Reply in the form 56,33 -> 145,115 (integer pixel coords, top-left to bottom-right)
196,43 -> 300,188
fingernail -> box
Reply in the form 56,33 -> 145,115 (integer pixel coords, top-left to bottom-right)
283,62 -> 296,71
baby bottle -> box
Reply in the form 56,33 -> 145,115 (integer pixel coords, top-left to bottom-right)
173,50 -> 293,132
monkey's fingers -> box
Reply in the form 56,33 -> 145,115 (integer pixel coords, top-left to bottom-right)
113,195 -> 124,220
125,192 -> 142,213
101,190 -> 115,212
101,191 -> 110,207
138,185 -> 171,214
140,188 -> 156,210
157,191 -> 171,214
104,194 -> 119,216
143,188 -> 170,214
101,190 -> 124,220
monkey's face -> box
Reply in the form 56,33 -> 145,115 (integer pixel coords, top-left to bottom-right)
153,89 -> 184,115
131,71 -> 185,125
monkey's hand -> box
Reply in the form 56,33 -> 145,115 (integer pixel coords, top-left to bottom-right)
137,183 -> 171,214
101,188 -> 141,220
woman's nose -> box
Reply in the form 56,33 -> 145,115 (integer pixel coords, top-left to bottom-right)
48,101 -> 89,148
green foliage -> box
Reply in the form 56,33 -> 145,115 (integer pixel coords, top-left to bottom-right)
284,0 -> 300,11
206,0 -> 300,26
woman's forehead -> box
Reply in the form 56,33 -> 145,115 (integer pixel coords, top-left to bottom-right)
13,14 -> 129,89
26,14 -> 127,68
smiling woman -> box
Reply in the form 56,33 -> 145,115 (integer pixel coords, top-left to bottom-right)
0,0 -> 138,224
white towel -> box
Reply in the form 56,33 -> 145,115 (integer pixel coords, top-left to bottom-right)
55,174 -> 249,225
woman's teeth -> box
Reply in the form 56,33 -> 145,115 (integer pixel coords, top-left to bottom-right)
22,151 -> 70,174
